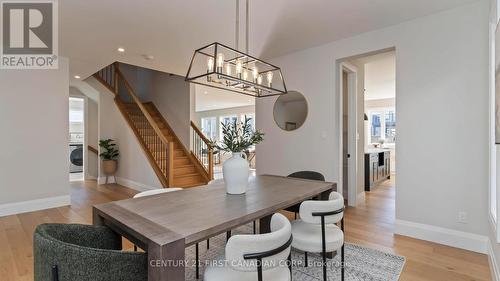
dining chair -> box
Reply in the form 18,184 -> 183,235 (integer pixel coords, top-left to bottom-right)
285,171 -> 326,219
34,223 -> 147,281
291,191 -> 345,281
204,213 -> 293,281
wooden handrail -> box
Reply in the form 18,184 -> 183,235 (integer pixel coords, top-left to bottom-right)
94,62 -> 174,187
190,121 -> 214,180
88,145 -> 98,155
116,70 -> 171,146
190,121 -> 212,145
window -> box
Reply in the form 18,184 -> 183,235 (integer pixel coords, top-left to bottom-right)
220,115 -> 238,140
385,110 -> 396,143
369,109 -> 396,144
201,117 -> 217,141
370,112 -> 382,143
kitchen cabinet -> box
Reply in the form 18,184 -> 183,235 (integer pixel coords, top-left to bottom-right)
364,149 -> 390,191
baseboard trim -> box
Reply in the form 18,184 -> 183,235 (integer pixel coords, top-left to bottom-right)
489,239 -> 500,281
98,176 -> 158,192
395,219 -> 488,254
0,195 -> 70,217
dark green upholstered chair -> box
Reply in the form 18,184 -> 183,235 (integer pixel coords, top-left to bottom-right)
285,171 -> 326,218
34,224 -> 147,281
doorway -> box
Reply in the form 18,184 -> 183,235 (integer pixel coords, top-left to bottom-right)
338,49 -> 396,207
69,97 -> 85,181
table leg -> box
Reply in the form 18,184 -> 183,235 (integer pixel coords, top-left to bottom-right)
259,215 -> 272,234
148,238 -> 186,281
92,207 -> 104,225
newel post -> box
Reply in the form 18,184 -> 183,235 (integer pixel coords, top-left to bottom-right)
168,142 -> 175,187
208,148 -> 214,180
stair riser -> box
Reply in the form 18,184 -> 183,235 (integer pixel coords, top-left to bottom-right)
174,166 -> 196,176
174,158 -> 190,166
174,175 -> 204,186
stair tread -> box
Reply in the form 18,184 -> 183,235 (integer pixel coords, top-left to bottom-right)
175,164 -> 195,168
176,182 -> 208,188
174,173 -> 201,178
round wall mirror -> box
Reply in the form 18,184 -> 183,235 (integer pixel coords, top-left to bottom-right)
273,91 -> 308,131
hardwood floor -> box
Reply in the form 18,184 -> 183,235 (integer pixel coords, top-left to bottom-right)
343,177 -> 491,281
0,178 -> 491,281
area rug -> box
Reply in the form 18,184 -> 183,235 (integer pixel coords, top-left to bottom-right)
184,224 -> 405,281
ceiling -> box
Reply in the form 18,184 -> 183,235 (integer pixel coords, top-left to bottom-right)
356,51 -> 396,101
195,85 -> 255,112
62,0 -> 476,82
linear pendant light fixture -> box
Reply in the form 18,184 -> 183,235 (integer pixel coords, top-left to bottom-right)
185,0 -> 287,98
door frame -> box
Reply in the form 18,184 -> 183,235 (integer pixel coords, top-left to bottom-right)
337,62 -> 358,207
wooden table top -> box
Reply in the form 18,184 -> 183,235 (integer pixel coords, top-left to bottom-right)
93,175 -> 335,247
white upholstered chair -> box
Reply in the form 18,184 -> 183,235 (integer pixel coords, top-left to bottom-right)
204,213 -> 292,281
133,188 -> 183,198
291,191 -> 345,281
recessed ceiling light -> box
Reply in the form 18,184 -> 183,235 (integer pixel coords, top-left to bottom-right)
204,91 -> 208,94
74,75 -> 81,79
142,54 -> 154,60
117,47 -> 125,53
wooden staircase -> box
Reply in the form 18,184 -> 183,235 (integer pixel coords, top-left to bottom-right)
94,63 -> 214,188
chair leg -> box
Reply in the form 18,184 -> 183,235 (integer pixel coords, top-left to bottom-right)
52,265 -> 59,281
321,216 -> 327,281
304,251 -> 308,267
196,243 -> 199,279
253,220 -> 256,234
294,212 -> 297,220
134,245 -> 137,252
226,231 -> 231,242
341,243 -> 345,281
206,238 -> 210,249
288,253 -> 292,280
341,217 -> 345,281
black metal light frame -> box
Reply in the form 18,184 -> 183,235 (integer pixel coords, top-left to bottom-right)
185,42 -> 288,98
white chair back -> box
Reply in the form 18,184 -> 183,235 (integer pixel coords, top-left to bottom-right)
299,192 -> 344,224
225,213 -> 291,272
133,188 -> 182,198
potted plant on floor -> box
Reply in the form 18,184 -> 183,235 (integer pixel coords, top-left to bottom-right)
211,116 -> 264,194
99,139 -> 119,184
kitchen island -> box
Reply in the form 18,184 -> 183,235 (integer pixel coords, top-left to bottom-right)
364,149 -> 391,191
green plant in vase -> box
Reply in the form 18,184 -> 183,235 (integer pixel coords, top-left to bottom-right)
210,116 -> 264,194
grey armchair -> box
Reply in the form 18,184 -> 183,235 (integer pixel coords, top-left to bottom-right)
34,223 -> 147,281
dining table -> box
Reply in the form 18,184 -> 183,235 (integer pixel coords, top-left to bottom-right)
93,174 -> 336,281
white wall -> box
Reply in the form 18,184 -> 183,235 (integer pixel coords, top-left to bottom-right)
0,58 -> 70,216
119,64 -> 192,148
256,0 -> 490,250
87,98 -> 99,179
194,105 -> 255,127
150,73 -> 191,148
86,77 -> 162,191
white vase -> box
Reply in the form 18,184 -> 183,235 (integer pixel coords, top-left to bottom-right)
223,152 -> 249,194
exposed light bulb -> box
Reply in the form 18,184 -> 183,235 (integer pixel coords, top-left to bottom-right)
252,67 -> 259,82
236,60 -> 242,76
243,69 -> 249,80
257,74 -> 263,85
207,57 -> 214,72
216,53 -> 225,72
226,63 -> 233,76
266,71 -> 273,87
